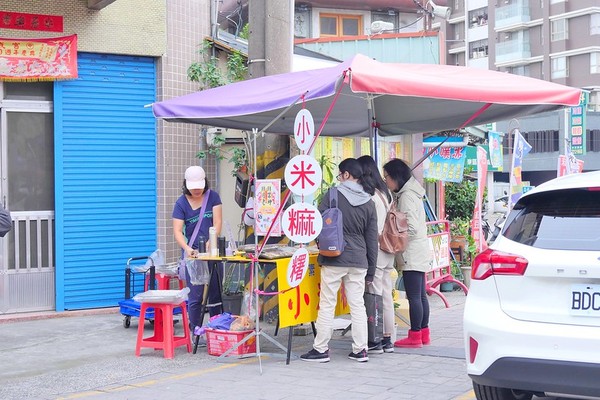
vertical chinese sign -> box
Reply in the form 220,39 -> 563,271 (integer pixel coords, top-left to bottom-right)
278,108 -> 324,328
0,34 -> 78,81
487,131 -> 503,170
254,179 -> 282,236
569,92 -> 588,156
471,147 -> 488,253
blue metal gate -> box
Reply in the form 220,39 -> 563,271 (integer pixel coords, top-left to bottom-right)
54,53 -> 157,310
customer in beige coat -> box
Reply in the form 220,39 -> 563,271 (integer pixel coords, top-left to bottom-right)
383,158 -> 433,348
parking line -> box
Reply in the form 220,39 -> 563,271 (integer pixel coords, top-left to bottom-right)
453,390 -> 475,400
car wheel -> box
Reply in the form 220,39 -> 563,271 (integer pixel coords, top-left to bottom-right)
473,382 -> 533,400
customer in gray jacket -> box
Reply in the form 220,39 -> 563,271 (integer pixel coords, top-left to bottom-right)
301,158 -> 378,363
383,158 -> 433,348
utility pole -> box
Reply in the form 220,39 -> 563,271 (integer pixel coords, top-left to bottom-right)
247,0 -> 292,243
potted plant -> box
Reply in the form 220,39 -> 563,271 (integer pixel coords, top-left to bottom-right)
222,263 -> 246,314
230,147 -> 248,174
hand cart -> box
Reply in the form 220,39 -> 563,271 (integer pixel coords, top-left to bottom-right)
118,256 -> 184,328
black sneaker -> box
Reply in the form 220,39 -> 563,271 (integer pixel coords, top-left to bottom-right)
381,337 -> 394,353
368,341 -> 384,354
300,348 -> 330,363
348,349 -> 369,362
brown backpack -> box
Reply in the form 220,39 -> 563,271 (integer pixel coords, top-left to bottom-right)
376,191 -> 409,254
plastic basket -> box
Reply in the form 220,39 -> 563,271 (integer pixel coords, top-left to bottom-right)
205,328 -> 256,356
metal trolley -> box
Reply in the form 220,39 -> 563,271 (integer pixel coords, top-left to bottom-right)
118,256 -> 184,328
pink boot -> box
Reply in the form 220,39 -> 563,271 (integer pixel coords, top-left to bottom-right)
394,330 -> 423,348
421,327 -> 431,345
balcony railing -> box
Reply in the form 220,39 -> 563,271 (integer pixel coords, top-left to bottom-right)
495,39 -> 531,63
495,0 -> 530,29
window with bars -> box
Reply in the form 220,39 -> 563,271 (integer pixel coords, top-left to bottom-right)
587,129 -> 600,152
503,130 -> 559,154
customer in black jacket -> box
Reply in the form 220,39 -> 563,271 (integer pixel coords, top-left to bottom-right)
301,158 -> 378,363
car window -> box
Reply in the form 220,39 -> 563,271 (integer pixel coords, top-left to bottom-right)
503,188 -> 600,251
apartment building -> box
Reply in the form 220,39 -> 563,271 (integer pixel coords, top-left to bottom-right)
442,0 -> 600,184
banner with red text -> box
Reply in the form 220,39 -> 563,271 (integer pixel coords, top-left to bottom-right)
0,34 -> 77,81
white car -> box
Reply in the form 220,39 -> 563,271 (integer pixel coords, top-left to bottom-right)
464,170 -> 600,400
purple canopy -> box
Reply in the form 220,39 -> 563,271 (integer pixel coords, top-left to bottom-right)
152,54 -> 582,136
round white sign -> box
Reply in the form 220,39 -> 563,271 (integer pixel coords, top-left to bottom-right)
286,247 -> 310,288
293,109 -> 315,152
284,154 -> 322,197
281,202 -> 322,243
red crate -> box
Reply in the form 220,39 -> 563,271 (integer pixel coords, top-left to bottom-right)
205,328 -> 256,356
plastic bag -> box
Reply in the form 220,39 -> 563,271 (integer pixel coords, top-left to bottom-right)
186,259 -> 210,286
230,315 -> 255,331
194,312 -> 236,336
145,249 -> 165,269
177,258 -> 186,282
240,289 -> 262,320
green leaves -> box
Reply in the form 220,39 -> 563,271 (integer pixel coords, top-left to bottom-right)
187,40 -> 247,90
445,180 -> 477,221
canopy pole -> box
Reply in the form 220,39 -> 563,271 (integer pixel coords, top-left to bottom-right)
411,102 -> 492,171
256,91 -> 309,137
256,72 -> 350,256
367,94 -> 376,160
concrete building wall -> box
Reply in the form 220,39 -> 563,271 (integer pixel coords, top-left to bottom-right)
0,0 -> 166,56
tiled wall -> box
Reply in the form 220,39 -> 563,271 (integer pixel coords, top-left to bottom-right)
0,0 -> 166,56
157,0 -> 212,263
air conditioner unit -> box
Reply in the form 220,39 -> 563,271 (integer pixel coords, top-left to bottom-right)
371,20 -> 394,34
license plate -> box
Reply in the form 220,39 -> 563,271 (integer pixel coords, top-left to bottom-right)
570,284 -> 600,317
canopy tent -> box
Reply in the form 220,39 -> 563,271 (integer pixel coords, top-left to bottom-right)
152,53 -> 582,137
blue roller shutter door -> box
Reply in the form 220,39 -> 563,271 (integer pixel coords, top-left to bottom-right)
55,53 -> 156,310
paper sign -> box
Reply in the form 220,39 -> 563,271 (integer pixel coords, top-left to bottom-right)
254,179 -> 281,236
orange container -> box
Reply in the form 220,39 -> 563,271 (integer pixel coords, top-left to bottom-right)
205,328 -> 256,356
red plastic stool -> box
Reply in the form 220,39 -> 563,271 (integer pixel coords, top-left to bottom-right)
135,301 -> 191,359
145,274 -> 185,291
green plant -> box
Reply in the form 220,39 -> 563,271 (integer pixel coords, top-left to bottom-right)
449,217 -> 470,238
223,264 -> 245,295
314,155 -> 337,205
451,260 -> 463,280
197,145 -> 248,176
187,40 -> 248,90
239,23 -> 250,40
230,147 -> 248,172
445,180 -> 477,221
